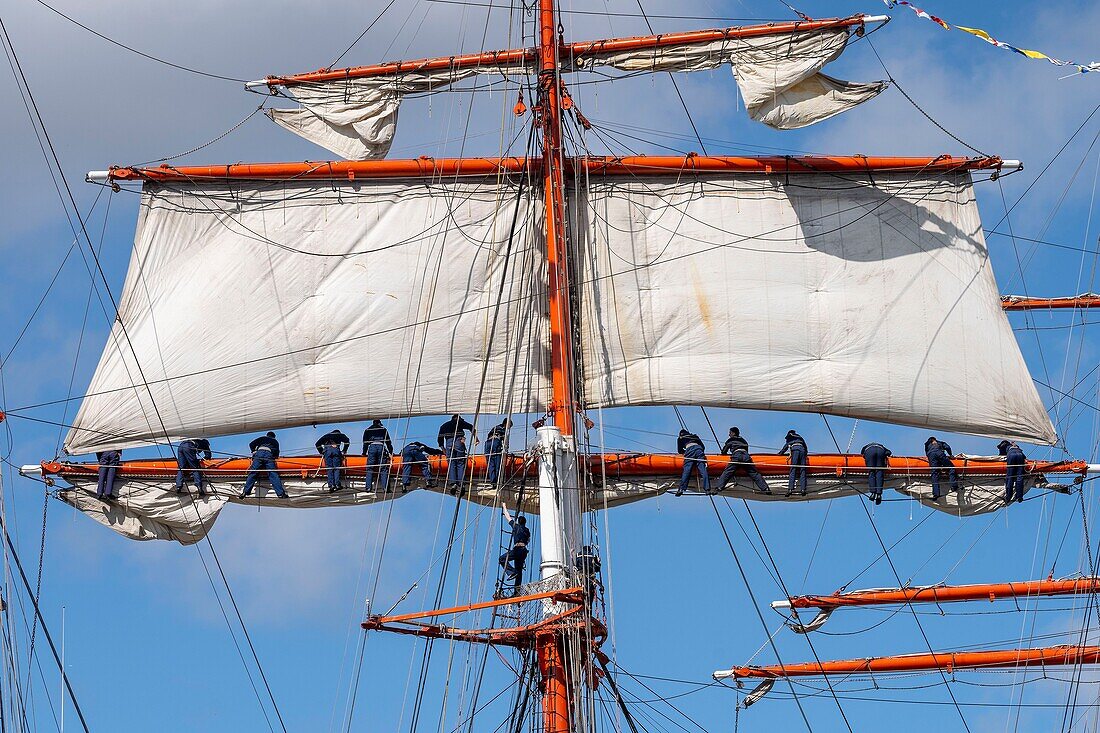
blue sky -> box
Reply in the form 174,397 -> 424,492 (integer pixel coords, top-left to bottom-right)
2,0 -> 1100,730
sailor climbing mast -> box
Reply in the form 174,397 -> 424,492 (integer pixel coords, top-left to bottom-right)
536,1 -> 581,731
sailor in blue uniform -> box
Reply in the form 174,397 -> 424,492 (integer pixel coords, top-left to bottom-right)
362,420 -> 394,492
924,436 -> 958,500
438,414 -> 476,493
399,441 -> 443,492
484,418 -> 512,484
860,441 -> 892,505
715,427 -> 770,494
574,545 -> 603,599
498,504 -> 530,592
240,432 -> 287,498
315,429 -> 350,491
999,439 -> 1028,504
175,438 -> 211,496
779,430 -> 809,497
96,449 -> 121,501
675,429 -> 710,496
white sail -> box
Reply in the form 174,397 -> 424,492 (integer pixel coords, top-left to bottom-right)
54,463 -> 1057,544
64,177 -> 548,455
574,170 -> 1058,445
577,27 -> 885,129
269,66 -> 510,160
269,27 -> 883,159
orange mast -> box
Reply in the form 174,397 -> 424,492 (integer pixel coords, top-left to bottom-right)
538,1 -> 575,731
71,9 -> 1079,728
256,16 -> 883,88
91,154 -> 1010,183
773,576 -> 1100,633
717,645 -> 1100,706
540,0 -> 575,436
1002,294 -> 1100,310
719,644 -> 1100,679
777,577 -> 1100,610
35,453 -> 1090,487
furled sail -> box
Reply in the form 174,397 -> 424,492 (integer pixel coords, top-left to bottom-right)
64,175 -> 548,455
579,27 -> 886,129
265,20 -> 884,158
36,452 -> 1084,544
574,169 -> 1058,444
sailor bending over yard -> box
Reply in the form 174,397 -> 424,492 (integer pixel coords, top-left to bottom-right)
240,431 -> 288,499
716,427 -> 770,494
675,429 -> 710,496
399,441 -> 443,492
779,430 -> 808,497
315,428 -> 350,491
999,439 -> 1028,505
438,414 -> 477,493
860,441 -> 891,505
362,420 -> 394,492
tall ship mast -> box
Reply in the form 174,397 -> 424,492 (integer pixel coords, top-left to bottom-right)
4,1 -> 1100,730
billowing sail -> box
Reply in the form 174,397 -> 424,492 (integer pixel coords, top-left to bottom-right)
580,27 -> 886,129
67,161 -> 1056,454
574,169 -> 1057,445
64,176 -> 548,455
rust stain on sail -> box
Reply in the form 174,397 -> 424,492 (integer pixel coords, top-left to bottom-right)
692,268 -> 714,333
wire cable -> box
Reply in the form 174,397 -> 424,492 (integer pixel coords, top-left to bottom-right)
0,513 -> 89,733
819,416 -> 974,732
328,0 -> 401,69
31,0 -> 247,82
1,15 -> 290,730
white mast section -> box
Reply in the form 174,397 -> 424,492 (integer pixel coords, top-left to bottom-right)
536,425 -> 581,582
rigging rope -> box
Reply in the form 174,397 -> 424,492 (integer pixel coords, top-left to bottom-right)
31,0 -> 247,82
134,103 -> 267,166
19,492 -> 47,716
700,401 -> 855,731
867,39 -> 990,157
328,0 -> 401,70
821,414 -> 974,732
1,16 -> 296,729
0,513 -> 88,733
704,493 -> 817,730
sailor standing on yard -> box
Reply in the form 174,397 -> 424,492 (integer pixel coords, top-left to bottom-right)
362,420 -> 394,492
240,431 -> 288,499
95,449 -> 121,501
399,441 -> 444,492
675,429 -> 710,497
999,439 -> 1028,505
438,414 -> 477,493
924,436 -> 958,501
715,427 -> 770,494
315,428 -> 351,491
175,438 -> 211,497
779,430 -> 809,497
860,441 -> 891,505
484,418 -> 512,484
498,503 -> 530,592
